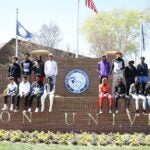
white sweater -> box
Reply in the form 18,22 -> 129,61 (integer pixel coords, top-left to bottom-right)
19,81 -> 30,96
44,60 -> 58,77
7,82 -> 18,95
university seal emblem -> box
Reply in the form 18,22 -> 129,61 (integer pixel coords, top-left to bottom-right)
65,69 -> 89,93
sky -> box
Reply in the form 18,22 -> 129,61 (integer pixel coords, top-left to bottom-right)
0,0 -> 150,57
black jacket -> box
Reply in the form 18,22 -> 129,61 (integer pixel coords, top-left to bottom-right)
137,63 -> 148,76
125,65 -> 137,79
115,83 -> 126,95
8,63 -> 21,78
32,60 -> 45,76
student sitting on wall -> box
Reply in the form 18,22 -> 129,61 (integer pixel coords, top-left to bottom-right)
15,76 -> 31,113
98,78 -> 113,114
1,76 -> 18,111
41,76 -> 55,112
28,73 -> 44,112
129,76 -> 147,116
114,77 -> 130,113
144,81 -> 150,113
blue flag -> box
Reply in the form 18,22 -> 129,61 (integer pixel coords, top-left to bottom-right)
16,21 -> 32,39
141,23 -> 145,51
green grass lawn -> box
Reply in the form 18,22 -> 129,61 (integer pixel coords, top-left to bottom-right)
0,142 -> 149,150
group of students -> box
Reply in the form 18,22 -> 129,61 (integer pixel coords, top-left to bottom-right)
97,52 -> 150,115
1,52 -> 58,113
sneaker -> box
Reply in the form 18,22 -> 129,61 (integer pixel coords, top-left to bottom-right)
10,105 -> 14,111
28,107 -> 32,112
41,108 -> 44,112
99,108 -> 102,114
109,108 -> 112,113
142,110 -> 147,115
35,108 -> 39,112
14,109 -> 19,112
126,108 -> 130,114
23,110 -> 27,113
135,110 -> 140,116
115,109 -> 118,113
49,109 -> 52,112
135,113 -> 140,116
1,105 -> 8,111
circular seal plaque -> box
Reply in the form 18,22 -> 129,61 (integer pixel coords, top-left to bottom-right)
65,69 -> 89,94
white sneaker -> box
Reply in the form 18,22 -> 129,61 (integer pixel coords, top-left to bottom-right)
35,108 -> 39,112
23,110 -> 27,113
10,104 -> 14,111
126,108 -> 130,114
41,108 -> 44,112
109,109 -> 112,113
1,105 -> 8,111
49,109 -> 52,112
14,109 -> 19,112
28,108 -> 31,112
99,109 -> 102,114
115,109 -> 118,113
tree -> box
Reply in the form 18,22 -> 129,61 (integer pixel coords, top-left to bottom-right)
81,9 -> 150,57
32,22 -> 62,48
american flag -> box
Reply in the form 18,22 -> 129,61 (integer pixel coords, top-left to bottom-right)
85,0 -> 98,13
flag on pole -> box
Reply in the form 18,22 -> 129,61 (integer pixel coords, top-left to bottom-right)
85,0 -> 98,13
140,23 -> 145,51
16,21 -> 32,39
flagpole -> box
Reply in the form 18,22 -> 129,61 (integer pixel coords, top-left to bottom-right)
76,0 -> 79,58
16,8 -> 19,57
140,12 -> 143,57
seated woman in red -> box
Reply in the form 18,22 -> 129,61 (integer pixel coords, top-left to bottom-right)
98,78 -> 113,113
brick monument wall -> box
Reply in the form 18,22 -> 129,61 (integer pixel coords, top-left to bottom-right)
0,57 -> 149,133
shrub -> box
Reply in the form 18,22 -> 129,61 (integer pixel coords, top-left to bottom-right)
98,133 -> 108,146
0,129 -> 149,146
145,135 -> 150,146
114,133 -> 123,146
78,132 -> 92,146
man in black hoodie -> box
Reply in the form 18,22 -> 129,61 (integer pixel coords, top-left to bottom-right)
8,56 -> 21,85
125,60 -> 137,95
115,77 -> 130,113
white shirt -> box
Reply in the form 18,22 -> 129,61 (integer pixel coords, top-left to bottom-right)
44,60 -> 58,77
19,81 -> 30,96
7,82 -> 18,95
